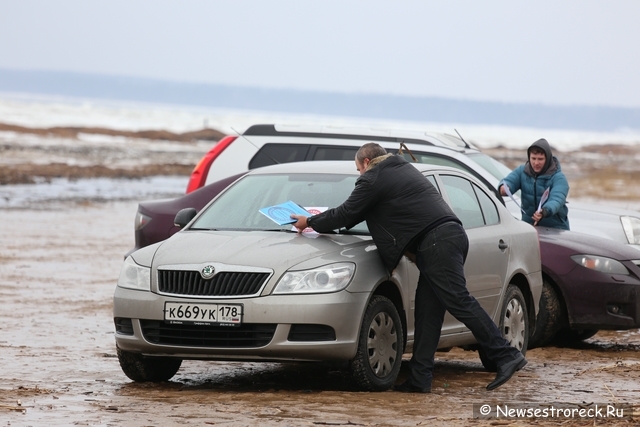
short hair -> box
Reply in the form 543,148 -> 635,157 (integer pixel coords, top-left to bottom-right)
356,143 -> 387,163
529,147 -> 546,156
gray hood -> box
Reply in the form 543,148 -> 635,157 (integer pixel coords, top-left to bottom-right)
152,230 -> 374,272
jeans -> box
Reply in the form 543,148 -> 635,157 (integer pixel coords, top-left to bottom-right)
408,222 -> 521,389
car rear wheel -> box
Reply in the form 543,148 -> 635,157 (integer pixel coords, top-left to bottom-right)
479,284 -> 529,372
529,280 -> 562,348
349,295 -> 404,391
117,347 -> 182,382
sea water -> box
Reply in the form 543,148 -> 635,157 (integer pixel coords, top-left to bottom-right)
2,92 -> 640,151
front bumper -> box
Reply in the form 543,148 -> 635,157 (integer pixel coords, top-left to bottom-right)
558,266 -> 640,330
113,286 -> 369,362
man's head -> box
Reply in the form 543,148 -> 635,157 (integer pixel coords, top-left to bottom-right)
527,138 -> 552,175
528,147 -> 547,174
355,143 -> 387,175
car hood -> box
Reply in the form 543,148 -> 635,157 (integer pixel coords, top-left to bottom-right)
569,200 -> 640,218
153,229 -> 376,271
538,227 -> 640,260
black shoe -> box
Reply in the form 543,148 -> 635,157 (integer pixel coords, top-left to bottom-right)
486,353 -> 527,391
393,380 -> 431,393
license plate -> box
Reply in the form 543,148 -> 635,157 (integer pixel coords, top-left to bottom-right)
164,302 -> 242,326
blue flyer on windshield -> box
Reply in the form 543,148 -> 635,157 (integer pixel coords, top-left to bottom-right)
259,201 -> 311,225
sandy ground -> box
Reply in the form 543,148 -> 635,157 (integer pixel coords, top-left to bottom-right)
1,200 -> 639,427
1,124 -> 640,426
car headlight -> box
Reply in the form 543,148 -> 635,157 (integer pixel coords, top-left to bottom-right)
570,255 -> 629,275
273,263 -> 355,294
134,211 -> 152,231
621,216 -> 640,245
118,256 -> 151,291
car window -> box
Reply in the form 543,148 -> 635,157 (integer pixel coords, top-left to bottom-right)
251,144 -> 367,168
402,151 -> 500,198
249,144 -> 310,169
440,175 -> 485,229
426,174 -> 439,191
193,173 -> 368,233
311,146 -> 359,161
473,183 -> 500,226
465,152 -> 513,181
401,152 -> 464,170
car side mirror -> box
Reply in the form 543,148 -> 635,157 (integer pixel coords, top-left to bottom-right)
174,208 -> 197,228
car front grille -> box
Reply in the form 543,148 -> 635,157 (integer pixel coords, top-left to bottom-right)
158,270 -> 269,297
140,320 -> 276,348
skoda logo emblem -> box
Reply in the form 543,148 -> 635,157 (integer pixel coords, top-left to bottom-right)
201,265 -> 215,279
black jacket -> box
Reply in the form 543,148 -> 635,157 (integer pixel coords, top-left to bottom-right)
307,155 -> 460,273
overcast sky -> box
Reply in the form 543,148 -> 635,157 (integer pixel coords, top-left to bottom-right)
1,1 -> 639,108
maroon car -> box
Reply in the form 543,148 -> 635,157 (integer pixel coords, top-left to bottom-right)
128,176 -> 640,348
533,228 -> 640,347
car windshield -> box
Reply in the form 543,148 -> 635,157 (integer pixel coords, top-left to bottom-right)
465,152 -> 513,181
192,173 -> 368,233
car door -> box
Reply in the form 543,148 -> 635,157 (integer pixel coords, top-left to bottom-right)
435,173 -> 512,335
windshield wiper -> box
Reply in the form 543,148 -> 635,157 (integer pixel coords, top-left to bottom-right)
336,228 -> 370,236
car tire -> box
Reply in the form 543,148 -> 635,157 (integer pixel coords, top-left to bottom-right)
553,328 -> 599,344
117,347 -> 182,382
349,295 -> 404,391
528,280 -> 562,349
479,284 -> 529,372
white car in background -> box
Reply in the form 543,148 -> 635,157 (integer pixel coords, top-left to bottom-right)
184,124 -> 640,250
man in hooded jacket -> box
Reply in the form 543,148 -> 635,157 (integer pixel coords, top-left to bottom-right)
499,138 -> 570,230
291,142 -> 527,393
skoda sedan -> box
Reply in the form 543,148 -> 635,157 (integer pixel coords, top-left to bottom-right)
113,161 -> 542,391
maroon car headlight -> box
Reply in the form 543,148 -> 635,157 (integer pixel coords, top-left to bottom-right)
134,212 -> 152,231
570,255 -> 630,275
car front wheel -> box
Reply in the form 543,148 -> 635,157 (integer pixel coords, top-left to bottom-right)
479,284 -> 529,372
349,295 -> 404,391
117,347 -> 182,382
529,280 -> 562,348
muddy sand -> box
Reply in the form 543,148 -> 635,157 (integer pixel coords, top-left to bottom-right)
1,200 -> 639,427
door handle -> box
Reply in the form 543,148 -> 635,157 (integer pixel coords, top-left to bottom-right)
498,240 -> 508,250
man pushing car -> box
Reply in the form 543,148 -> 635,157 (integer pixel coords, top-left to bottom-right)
291,142 -> 527,392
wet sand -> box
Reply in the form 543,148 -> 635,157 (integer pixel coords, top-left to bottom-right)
1,200 -> 639,426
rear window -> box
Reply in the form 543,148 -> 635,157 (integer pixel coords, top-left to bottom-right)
249,143 -> 361,169
249,144 -> 309,169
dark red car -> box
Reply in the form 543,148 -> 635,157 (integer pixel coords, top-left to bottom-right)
128,176 -> 640,349
533,228 -> 640,347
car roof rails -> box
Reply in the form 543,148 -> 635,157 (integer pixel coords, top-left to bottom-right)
243,124 -> 436,147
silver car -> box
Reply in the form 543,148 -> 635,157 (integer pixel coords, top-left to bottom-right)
114,161 -> 542,391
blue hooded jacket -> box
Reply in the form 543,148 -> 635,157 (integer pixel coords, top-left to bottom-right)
499,138 -> 570,230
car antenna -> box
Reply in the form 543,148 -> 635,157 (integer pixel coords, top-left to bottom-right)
230,126 -> 281,165
454,129 -> 471,149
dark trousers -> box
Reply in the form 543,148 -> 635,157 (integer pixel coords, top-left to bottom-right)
408,222 -> 521,389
